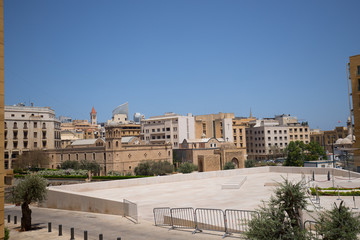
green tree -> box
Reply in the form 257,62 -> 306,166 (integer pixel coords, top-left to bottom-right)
134,161 -> 152,175
13,150 -> 50,170
223,161 -> 235,170
245,179 -> 308,240
284,141 -> 306,166
12,175 -> 47,231
80,160 -> 101,175
134,160 -> 173,176
60,160 -> 80,170
151,161 -> 173,175
305,142 -> 327,161
178,162 -> 197,174
315,201 -> 360,240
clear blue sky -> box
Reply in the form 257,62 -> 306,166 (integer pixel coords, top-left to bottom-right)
4,0 -> 360,130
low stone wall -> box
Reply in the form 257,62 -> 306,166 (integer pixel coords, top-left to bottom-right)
49,167 -> 270,192
268,166 -> 360,178
41,189 -> 125,216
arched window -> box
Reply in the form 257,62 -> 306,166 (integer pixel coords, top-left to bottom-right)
116,141 -> 119,147
13,122 -> 17,129
24,122 -> 27,129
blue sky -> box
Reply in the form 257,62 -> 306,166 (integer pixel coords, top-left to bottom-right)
4,0 -> 360,130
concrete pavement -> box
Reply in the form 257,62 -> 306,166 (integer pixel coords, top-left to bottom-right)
5,205 -> 226,240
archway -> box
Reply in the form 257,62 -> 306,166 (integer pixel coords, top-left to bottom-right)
231,158 -> 239,168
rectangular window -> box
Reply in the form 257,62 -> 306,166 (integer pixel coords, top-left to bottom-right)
358,66 -> 360,75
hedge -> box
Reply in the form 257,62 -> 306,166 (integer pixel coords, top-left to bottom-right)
310,187 -> 360,196
15,174 -> 151,180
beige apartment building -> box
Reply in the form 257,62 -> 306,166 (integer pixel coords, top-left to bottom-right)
194,113 -> 254,156
195,113 -> 234,141
232,117 -> 255,150
349,54 -> 360,171
246,115 -> 309,160
5,104 -> 61,169
141,112 -> 195,149
311,126 -> 350,154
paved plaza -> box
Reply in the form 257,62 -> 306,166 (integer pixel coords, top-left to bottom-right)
61,169 -> 360,222
6,167 -> 360,239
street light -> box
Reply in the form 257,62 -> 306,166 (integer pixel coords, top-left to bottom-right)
332,136 -> 336,168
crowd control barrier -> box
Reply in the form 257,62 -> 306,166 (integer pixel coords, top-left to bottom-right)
154,207 -> 258,238
153,207 -> 171,226
123,199 -> 138,223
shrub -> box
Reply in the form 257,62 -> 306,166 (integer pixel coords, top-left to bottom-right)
151,161 -> 173,175
223,161 -> 235,170
134,161 -> 173,176
35,169 -> 88,177
316,201 -> 360,240
245,179 -> 308,239
178,162 -> 197,174
245,159 -> 256,168
134,161 -> 152,176
107,171 -> 122,176
4,227 -> 9,240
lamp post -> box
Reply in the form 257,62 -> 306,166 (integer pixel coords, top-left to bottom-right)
332,136 -> 336,168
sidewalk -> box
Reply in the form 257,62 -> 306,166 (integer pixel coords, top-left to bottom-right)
6,222 -> 71,240
5,206 -> 225,240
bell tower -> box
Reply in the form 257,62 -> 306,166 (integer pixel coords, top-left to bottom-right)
90,107 -> 97,125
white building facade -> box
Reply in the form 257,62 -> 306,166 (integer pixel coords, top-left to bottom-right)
141,113 -> 195,148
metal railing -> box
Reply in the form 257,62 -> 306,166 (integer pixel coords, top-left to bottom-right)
153,207 -> 258,238
170,208 -> 196,229
225,209 -> 259,234
195,208 -> 226,233
123,199 -> 138,223
153,207 -> 171,226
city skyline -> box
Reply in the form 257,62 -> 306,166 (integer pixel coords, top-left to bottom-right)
4,0 -> 360,130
